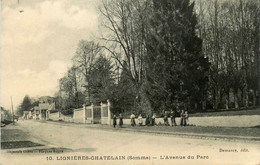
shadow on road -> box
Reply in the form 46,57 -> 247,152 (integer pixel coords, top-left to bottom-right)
1,141 -> 44,149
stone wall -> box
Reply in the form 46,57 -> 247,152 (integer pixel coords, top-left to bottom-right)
73,108 -> 84,123
60,114 -> 73,122
111,115 -> 260,127
49,112 -> 60,121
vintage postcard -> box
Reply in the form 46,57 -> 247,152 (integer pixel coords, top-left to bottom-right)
1,0 -> 260,165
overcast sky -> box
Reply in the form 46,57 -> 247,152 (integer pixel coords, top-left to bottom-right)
1,0 -> 101,109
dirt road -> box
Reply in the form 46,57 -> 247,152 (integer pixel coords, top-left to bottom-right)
1,120 -> 260,165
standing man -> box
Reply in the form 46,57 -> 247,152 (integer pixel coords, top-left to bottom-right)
170,110 -> 177,126
145,115 -> 150,126
113,114 -> 117,128
119,113 -> 123,128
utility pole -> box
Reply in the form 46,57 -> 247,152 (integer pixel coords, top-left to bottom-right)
10,96 -> 14,125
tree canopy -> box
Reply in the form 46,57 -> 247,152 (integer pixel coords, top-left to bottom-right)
50,0 -> 259,116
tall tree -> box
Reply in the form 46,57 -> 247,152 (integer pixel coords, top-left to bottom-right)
72,40 -> 101,104
17,95 -> 32,116
196,0 -> 260,109
110,61 -> 136,114
58,66 -> 85,113
99,0 -> 150,112
144,0 -> 209,113
88,56 -> 115,104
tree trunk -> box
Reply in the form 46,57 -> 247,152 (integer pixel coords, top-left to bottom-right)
225,95 -> 229,110
253,90 -> 256,106
227,91 -> 230,109
202,101 -> 206,111
241,89 -> 244,108
234,91 -> 239,109
244,88 -> 249,108
215,89 -> 220,110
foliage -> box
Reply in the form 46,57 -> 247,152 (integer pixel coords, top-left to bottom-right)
196,0 -> 260,109
110,62 -> 136,114
88,56 -> 115,104
16,95 -> 32,116
72,40 -> 101,104
51,0 -> 259,115
57,66 -> 85,113
144,0 -> 209,112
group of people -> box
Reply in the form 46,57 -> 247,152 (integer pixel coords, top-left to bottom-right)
130,113 -> 157,126
113,113 -> 123,128
112,110 -> 189,128
164,110 -> 189,127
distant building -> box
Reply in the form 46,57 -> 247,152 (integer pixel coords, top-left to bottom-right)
38,96 -> 54,104
31,106 -> 40,120
23,111 -> 32,119
1,107 -> 10,122
31,96 -> 56,120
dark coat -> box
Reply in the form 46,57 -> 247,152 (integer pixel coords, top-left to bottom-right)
170,111 -> 176,119
113,116 -> 117,126
119,117 -> 123,126
145,116 -> 150,126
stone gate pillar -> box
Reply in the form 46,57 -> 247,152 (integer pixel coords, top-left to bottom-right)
46,110 -> 49,120
107,100 -> 111,125
39,109 -> 42,120
83,104 -> 86,124
100,102 -> 103,124
91,103 -> 94,124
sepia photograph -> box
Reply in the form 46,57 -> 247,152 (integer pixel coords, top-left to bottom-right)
1,0 -> 260,164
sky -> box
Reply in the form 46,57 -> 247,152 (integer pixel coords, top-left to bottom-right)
1,0 -> 101,109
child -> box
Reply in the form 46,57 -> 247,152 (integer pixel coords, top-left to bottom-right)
113,115 -> 117,128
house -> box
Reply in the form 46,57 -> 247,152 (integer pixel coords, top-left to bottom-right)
31,106 -> 40,120
46,103 -> 56,119
31,96 -> 56,120
38,102 -> 50,120
23,111 -> 32,119
1,107 -> 10,122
